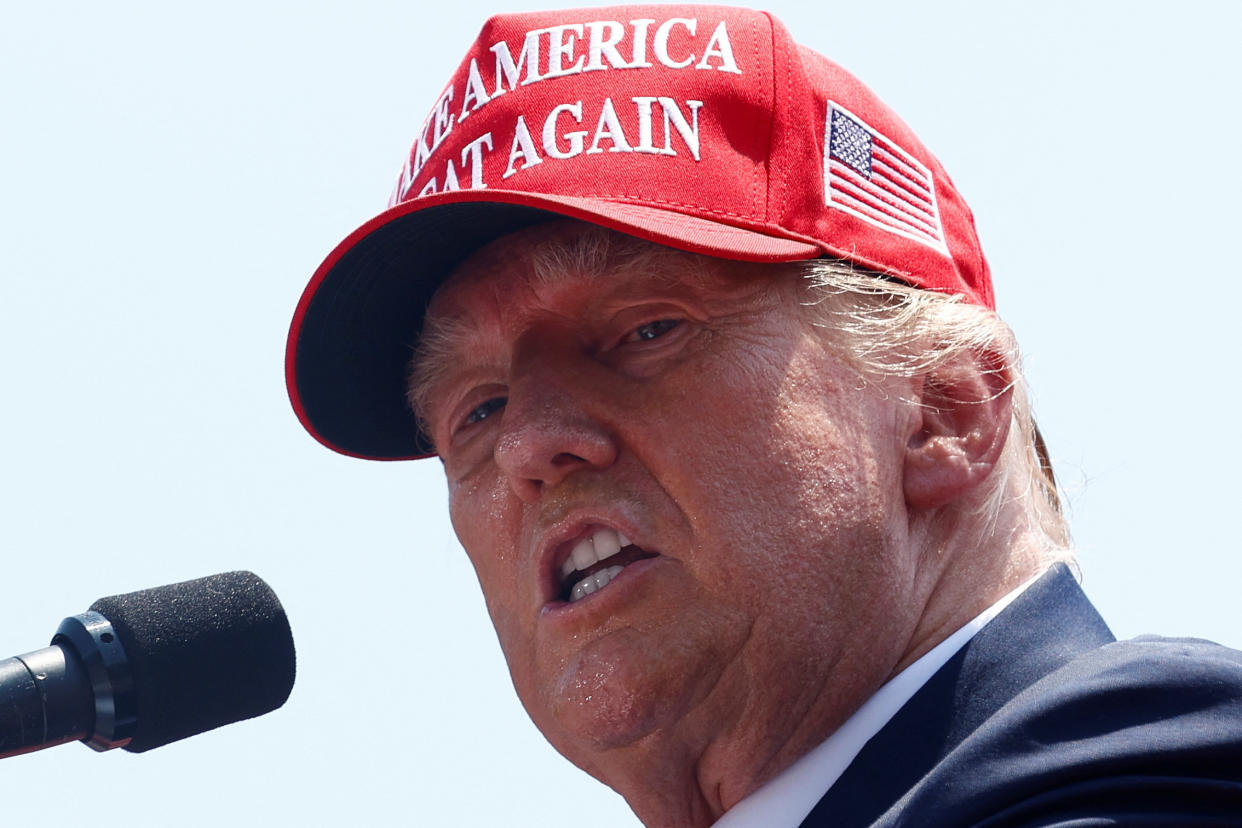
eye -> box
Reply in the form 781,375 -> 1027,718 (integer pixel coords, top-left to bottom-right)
463,397 -> 506,427
626,319 -> 681,342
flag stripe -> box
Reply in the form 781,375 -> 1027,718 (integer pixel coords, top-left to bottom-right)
873,143 -> 932,196
829,161 -> 940,237
866,166 -> 936,223
870,156 -> 934,211
830,185 -> 937,243
828,176 -> 940,244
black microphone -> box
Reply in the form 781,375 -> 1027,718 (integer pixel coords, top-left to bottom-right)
0,571 -> 295,758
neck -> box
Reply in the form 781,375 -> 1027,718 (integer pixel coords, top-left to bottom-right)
894,488 -> 1054,679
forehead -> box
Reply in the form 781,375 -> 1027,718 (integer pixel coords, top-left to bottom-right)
423,221 -> 774,344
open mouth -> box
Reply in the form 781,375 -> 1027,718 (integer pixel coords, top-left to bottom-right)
557,527 -> 658,603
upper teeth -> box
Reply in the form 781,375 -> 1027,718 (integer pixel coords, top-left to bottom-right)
560,527 -> 632,581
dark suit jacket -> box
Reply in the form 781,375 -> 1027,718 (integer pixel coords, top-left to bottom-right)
800,565 -> 1242,827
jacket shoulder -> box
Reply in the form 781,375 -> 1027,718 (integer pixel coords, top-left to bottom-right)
881,636 -> 1242,826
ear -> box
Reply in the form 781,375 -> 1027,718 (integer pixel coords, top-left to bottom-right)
903,349 -> 1014,511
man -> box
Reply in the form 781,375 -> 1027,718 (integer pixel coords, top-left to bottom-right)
285,5 -> 1242,825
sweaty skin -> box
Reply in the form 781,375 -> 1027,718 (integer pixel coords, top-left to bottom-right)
415,222 -> 1031,827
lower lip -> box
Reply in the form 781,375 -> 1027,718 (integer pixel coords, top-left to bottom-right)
540,555 -> 663,621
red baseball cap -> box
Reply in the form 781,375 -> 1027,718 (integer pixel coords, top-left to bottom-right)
286,4 -> 993,460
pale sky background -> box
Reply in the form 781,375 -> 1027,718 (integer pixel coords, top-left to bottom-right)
2,1 -> 1239,825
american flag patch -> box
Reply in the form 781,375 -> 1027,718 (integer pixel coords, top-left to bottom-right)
824,103 -> 946,253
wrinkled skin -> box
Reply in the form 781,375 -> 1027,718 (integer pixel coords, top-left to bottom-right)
415,222 -> 1013,826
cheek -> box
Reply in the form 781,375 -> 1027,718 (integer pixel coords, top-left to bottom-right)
448,467 -> 512,536
448,472 -> 530,643
661,350 -> 877,511
655,354 -> 906,608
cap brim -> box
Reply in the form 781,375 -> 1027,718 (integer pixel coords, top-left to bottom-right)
286,189 -> 823,460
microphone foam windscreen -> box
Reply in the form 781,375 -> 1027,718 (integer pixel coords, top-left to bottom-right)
89,571 -> 296,752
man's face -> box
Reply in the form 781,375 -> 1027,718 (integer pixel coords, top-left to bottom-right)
415,222 -> 926,784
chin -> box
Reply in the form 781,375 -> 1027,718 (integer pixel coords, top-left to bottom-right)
533,628 -> 715,756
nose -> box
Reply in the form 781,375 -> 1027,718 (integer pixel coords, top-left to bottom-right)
493,345 -> 619,502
